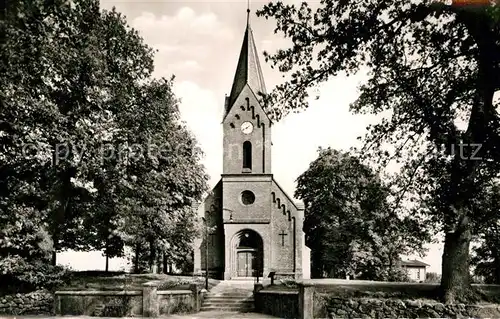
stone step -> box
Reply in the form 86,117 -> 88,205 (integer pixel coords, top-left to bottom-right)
212,285 -> 253,291
205,296 -> 253,300
206,291 -> 253,298
224,278 -> 256,281
208,292 -> 253,295
200,305 -> 254,312
203,300 -> 254,305
206,292 -> 253,298
201,280 -> 256,313
208,288 -> 253,291
202,303 -> 253,309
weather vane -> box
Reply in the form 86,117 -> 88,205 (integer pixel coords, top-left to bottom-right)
247,0 -> 250,25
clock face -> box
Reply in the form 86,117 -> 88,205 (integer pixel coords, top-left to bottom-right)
241,122 -> 253,134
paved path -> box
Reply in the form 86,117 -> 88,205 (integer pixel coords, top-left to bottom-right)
165,311 -> 279,318
12,312 -> 279,319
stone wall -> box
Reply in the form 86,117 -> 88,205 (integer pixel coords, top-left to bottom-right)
55,283 -> 203,317
55,290 -> 143,316
254,283 -> 500,319
316,296 -> 500,319
254,290 -> 299,319
0,290 -> 53,315
158,291 -> 196,315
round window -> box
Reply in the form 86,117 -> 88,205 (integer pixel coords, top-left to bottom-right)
241,190 -> 255,205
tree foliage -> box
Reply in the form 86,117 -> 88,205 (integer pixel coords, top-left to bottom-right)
425,272 -> 441,283
471,182 -> 500,284
1,0 -> 208,285
296,148 -> 426,281
257,0 -> 500,302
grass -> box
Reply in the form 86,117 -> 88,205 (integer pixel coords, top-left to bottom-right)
60,271 -> 220,291
261,279 -> 500,304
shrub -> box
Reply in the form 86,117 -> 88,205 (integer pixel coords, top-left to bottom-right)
102,297 -> 130,317
172,301 -> 192,314
280,279 -> 298,288
0,256 -> 71,294
157,278 -> 193,290
425,272 -> 441,283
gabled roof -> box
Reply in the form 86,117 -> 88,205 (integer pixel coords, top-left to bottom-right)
295,201 -> 305,210
225,11 -> 267,115
400,259 -> 430,267
272,177 -> 300,211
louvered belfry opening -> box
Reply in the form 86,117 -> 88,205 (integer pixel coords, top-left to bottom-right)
243,141 -> 252,170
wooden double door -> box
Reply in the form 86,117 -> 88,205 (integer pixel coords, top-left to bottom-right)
237,249 -> 257,277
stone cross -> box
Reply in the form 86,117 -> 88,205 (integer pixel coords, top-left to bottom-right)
279,231 -> 287,246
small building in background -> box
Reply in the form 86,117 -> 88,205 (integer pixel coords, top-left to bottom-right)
400,259 -> 429,282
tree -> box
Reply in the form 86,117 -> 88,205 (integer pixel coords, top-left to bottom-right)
295,148 -> 426,281
426,272 -> 442,283
257,0 -> 500,302
113,77 -> 208,273
2,0 -> 100,266
472,225 -> 500,284
2,0 -> 208,277
471,182 -> 500,284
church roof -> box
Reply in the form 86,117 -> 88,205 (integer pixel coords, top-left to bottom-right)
226,11 -> 267,114
400,259 -> 430,267
295,201 -> 305,210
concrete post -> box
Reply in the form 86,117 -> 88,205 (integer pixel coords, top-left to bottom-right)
190,284 -> 200,312
253,283 -> 264,312
295,212 -> 305,279
298,283 -> 314,319
142,282 -> 159,317
53,293 -> 61,315
254,283 -> 264,293
200,288 -> 207,310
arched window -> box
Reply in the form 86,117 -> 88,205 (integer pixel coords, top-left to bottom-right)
243,141 -> 252,170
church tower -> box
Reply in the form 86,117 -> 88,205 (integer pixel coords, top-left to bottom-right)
193,9 -> 311,281
222,11 -> 272,175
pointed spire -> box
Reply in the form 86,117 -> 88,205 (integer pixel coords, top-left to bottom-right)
226,7 -> 267,114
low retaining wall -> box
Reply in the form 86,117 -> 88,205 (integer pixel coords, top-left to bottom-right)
158,290 -> 196,315
0,290 -> 53,315
317,296 -> 500,318
254,289 -> 299,318
55,283 -> 205,317
254,283 -> 500,319
55,290 -> 143,316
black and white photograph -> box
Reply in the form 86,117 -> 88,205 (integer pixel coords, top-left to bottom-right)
1,0 -> 500,318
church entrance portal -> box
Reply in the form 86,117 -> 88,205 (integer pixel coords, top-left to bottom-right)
237,250 -> 255,277
233,229 -> 263,278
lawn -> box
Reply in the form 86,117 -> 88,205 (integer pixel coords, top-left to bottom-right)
60,271 -> 220,291
261,279 -> 500,303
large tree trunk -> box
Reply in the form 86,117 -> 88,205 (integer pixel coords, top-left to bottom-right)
494,255 -> 500,285
441,215 -> 472,303
149,239 -> 157,274
51,250 -> 57,266
311,249 -> 324,278
105,237 -> 109,272
134,243 -> 140,274
51,234 -> 58,266
163,252 -> 168,274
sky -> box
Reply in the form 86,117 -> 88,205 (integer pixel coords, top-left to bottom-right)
58,0 -> 444,274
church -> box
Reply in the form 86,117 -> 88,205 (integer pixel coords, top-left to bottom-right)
193,11 -> 311,280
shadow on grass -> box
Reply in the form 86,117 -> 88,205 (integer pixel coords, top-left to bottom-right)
60,271 -> 220,291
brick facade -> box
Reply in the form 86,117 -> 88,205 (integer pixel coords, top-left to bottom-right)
193,19 -> 310,280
